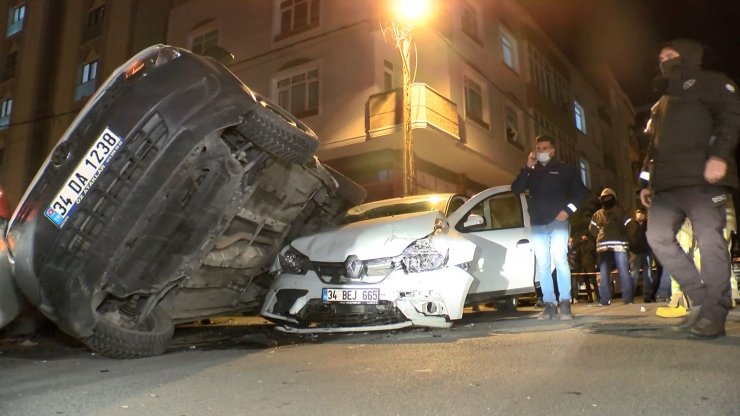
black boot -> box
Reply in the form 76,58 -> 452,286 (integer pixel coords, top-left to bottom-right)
558,300 -> 573,320
537,302 -> 556,320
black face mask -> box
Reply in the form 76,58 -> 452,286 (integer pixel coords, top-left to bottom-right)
601,197 -> 616,209
659,56 -> 682,77
651,75 -> 669,95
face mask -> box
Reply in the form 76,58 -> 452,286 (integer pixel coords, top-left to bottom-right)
601,197 -> 616,209
659,56 -> 682,77
536,152 -> 551,163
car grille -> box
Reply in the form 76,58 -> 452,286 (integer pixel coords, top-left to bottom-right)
312,260 -> 396,284
296,299 -> 406,327
46,113 -> 168,272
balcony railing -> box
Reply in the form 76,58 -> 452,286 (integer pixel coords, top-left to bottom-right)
367,83 -> 459,140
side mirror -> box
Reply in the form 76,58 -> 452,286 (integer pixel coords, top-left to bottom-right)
463,214 -> 484,229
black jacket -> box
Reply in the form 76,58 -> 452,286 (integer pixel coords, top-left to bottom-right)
629,219 -> 650,254
511,159 -> 589,226
589,206 -> 632,253
641,39 -> 740,191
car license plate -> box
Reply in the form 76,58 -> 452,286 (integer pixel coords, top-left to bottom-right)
322,288 -> 379,304
44,127 -> 124,228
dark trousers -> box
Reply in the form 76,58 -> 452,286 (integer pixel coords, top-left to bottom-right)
646,185 -> 732,323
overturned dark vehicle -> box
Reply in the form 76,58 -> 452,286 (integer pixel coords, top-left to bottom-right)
1,45 -> 364,358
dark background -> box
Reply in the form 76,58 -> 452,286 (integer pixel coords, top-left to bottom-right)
519,0 -> 740,114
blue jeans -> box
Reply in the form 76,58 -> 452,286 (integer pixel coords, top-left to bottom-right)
656,266 -> 672,300
531,219 -> 571,304
598,250 -> 633,304
629,252 -> 654,300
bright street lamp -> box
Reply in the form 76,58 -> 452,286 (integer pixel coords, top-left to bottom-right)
385,0 -> 432,196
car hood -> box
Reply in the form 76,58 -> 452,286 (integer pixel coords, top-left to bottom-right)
291,211 -> 445,262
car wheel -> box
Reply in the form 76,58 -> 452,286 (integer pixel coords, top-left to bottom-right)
82,303 -> 174,359
236,95 -> 319,165
494,296 -> 518,313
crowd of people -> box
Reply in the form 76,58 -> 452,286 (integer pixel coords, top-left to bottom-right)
512,38 -> 740,338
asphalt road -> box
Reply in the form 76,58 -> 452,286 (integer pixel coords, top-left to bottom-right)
1,301 -> 738,416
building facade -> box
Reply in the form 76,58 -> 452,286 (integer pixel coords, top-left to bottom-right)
2,0 -> 639,214
168,0 -> 639,205
0,0 -> 173,205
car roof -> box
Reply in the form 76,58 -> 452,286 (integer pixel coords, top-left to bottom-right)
346,193 -> 459,215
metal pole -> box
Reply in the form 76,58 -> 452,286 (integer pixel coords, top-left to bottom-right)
401,36 -> 415,196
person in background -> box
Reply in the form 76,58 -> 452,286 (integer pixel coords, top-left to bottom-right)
590,188 -> 634,305
578,234 -> 598,303
511,135 -> 589,320
629,208 -> 655,302
568,237 -> 580,303
639,39 -> 740,338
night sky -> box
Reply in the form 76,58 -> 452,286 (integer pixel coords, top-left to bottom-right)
519,0 -> 740,114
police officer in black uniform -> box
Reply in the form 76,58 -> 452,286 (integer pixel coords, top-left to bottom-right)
639,39 -> 740,338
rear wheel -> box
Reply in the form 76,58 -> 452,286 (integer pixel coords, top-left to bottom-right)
236,95 -> 318,165
82,301 -> 174,359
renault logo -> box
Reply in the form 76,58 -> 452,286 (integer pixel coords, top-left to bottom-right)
344,255 -> 365,279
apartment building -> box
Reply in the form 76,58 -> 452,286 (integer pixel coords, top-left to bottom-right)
1,0 -> 638,212
167,0 -> 638,205
0,0 -> 173,205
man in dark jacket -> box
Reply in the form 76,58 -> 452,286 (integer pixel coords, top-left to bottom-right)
629,208 -> 655,302
512,135 -> 589,320
590,188 -> 634,305
639,39 -> 740,338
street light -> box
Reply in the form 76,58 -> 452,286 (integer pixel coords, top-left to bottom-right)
384,0 -> 432,196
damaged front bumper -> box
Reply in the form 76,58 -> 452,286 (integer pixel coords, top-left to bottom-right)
261,265 -> 474,333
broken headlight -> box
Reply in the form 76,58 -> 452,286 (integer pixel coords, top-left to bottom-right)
401,234 -> 449,273
279,246 -> 311,275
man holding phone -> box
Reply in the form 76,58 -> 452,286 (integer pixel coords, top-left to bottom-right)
512,135 -> 589,320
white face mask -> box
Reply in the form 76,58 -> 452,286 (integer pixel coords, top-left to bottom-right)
536,152 -> 551,163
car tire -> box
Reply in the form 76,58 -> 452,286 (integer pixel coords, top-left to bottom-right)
82,304 -> 174,359
494,296 -> 518,313
236,96 -> 319,165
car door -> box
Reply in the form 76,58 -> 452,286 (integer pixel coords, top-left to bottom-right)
447,185 -> 535,298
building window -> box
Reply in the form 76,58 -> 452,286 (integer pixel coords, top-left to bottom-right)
579,158 -> 591,188
504,104 -> 521,148
87,5 -> 105,28
7,4 -> 25,37
277,0 -> 319,39
460,3 -> 480,43
75,59 -> 99,101
275,67 -> 319,118
464,76 -> 487,128
528,44 -> 571,111
500,27 -> 518,71
574,100 -> 587,133
81,60 -> 98,83
191,29 -> 219,55
383,60 -> 394,91
0,97 -> 12,128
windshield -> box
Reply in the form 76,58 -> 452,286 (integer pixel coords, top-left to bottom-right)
341,197 -> 451,225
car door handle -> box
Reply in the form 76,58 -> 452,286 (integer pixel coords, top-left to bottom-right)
516,239 -> 530,246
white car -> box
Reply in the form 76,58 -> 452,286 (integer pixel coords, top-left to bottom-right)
261,186 -> 536,333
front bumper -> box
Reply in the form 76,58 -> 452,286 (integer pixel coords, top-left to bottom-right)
261,265 -> 474,333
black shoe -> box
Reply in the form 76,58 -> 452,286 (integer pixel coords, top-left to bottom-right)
687,318 -> 726,339
558,300 -> 573,320
537,302 -> 557,320
671,305 -> 702,332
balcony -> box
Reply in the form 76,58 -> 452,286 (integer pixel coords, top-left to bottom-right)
367,83 -> 459,141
